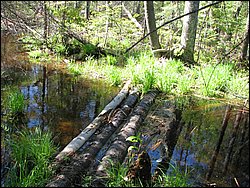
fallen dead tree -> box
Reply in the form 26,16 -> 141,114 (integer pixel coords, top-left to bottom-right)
92,90 -> 159,187
46,87 -> 139,187
55,80 -> 131,162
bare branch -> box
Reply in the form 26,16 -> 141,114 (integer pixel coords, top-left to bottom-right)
125,1 -> 223,53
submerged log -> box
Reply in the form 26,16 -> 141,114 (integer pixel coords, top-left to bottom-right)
92,90 -> 158,187
55,80 -> 131,162
45,88 -> 139,187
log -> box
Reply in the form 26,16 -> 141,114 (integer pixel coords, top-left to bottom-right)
45,88 -> 139,187
92,90 -> 158,187
55,80 -> 131,162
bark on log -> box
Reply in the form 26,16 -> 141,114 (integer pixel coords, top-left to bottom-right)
55,80 -> 131,162
45,88 -> 139,187
92,90 -> 159,187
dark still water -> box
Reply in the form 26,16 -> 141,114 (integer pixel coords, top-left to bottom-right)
141,95 -> 249,187
1,33 -> 119,148
170,97 -> 249,187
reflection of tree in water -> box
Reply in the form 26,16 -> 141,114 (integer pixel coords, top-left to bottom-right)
80,99 -> 96,128
206,104 -> 232,181
172,97 -> 249,187
206,102 -> 249,187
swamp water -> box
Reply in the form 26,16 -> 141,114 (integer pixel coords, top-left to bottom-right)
1,33 -> 249,187
171,97 -> 249,187
1,33 -> 119,149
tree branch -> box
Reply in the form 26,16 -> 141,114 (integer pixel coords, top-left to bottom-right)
125,1 -> 223,53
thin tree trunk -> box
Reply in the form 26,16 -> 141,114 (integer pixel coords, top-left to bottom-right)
44,1 -> 48,47
240,13 -> 249,61
180,1 -> 200,64
136,1 -> 141,15
144,1 -> 161,51
122,3 -> 142,30
104,1 -> 110,47
85,1 -> 90,20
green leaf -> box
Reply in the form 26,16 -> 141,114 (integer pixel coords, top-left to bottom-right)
126,135 -> 142,143
128,146 -> 138,152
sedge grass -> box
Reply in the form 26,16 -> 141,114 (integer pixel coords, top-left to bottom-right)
4,88 -> 26,115
44,49 -> 248,100
4,127 -> 57,187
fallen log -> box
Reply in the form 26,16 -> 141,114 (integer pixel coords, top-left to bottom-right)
92,90 -> 159,187
122,3 -> 143,30
55,80 -> 131,162
45,88 -> 139,187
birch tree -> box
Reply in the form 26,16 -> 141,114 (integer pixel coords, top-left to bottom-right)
180,1 -> 200,64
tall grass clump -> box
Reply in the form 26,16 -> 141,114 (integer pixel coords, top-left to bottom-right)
2,87 -> 27,132
153,162 -> 192,187
5,127 -> 57,187
154,58 -> 192,94
105,66 -> 123,86
125,51 -> 157,93
93,159 -> 191,187
194,63 -> 234,97
226,70 -> 249,99
105,161 -> 132,187
5,88 -> 26,115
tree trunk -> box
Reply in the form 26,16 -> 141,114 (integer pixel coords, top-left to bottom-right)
135,1 -> 141,15
144,1 -> 161,51
122,3 -> 142,30
85,1 -> 90,20
92,90 -> 159,187
180,1 -> 200,64
43,1 -> 48,47
240,13 -> 249,61
104,1 -> 110,47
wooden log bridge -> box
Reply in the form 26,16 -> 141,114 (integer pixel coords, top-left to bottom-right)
45,80 -> 180,187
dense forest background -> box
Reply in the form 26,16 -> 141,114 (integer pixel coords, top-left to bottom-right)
2,1 -> 249,98
2,1 -> 249,62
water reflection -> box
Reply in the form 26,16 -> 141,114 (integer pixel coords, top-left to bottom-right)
171,97 -> 249,187
1,33 -> 119,150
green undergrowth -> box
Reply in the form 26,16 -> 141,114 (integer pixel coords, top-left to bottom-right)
63,50 -> 248,100
4,127 -> 58,187
81,159 -> 191,187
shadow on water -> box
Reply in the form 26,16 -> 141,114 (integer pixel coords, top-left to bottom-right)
170,96 -> 249,187
139,95 -> 248,187
1,32 -> 119,149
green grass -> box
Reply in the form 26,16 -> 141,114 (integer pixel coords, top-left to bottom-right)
4,88 -> 26,115
153,162 -> 192,187
59,50 -> 249,100
4,127 -> 57,187
81,159 -> 191,187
